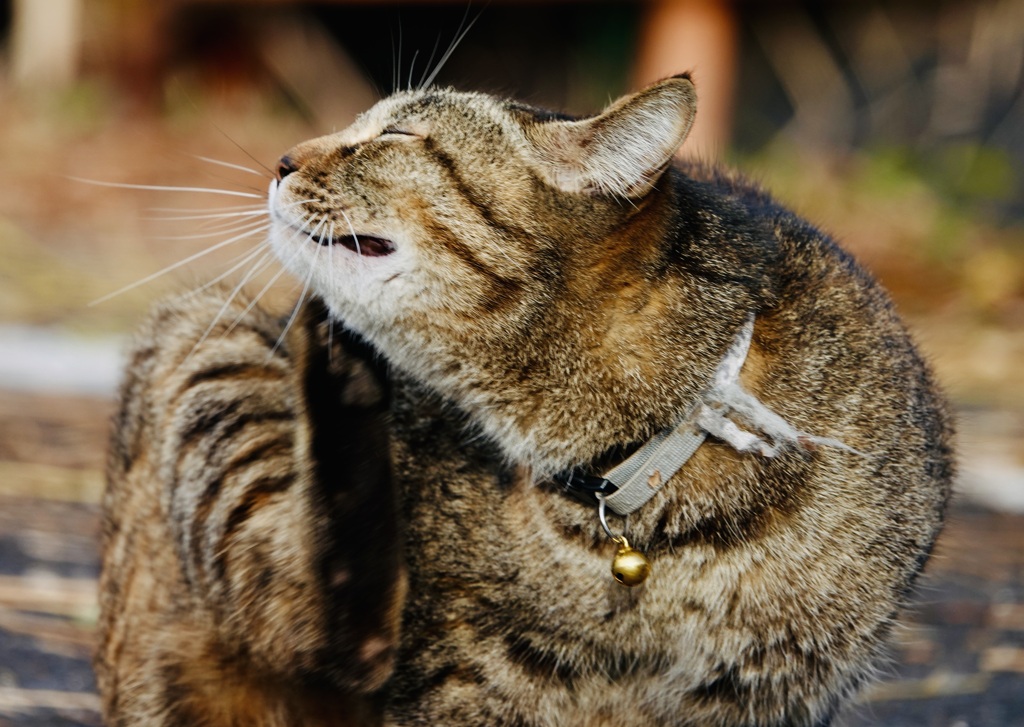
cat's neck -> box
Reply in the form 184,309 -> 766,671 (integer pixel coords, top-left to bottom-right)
378,174 -> 774,476
454,294 -> 755,476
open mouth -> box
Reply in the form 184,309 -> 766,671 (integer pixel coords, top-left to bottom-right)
312,233 -> 396,257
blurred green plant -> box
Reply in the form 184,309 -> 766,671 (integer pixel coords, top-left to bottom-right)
737,141 -> 1024,322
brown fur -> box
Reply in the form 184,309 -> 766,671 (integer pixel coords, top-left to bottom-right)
98,76 -> 954,726
98,293 -> 401,726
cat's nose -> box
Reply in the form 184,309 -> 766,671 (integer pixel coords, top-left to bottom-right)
276,155 -> 299,181
276,137 -> 336,181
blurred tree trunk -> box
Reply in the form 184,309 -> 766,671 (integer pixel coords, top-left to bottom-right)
633,0 -> 738,159
103,0 -> 177,112
10,0 -> 84,88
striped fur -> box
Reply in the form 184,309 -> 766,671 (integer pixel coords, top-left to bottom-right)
98,292 -> 402,726
100,76 -> 953,726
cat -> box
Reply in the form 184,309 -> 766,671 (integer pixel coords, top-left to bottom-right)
96,293 -> 402,725
97,74 -> 954,726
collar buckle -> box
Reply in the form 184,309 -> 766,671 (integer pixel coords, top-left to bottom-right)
560,471 -> 618,505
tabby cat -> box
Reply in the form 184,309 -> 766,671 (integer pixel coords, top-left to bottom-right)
97,74 -> 954,726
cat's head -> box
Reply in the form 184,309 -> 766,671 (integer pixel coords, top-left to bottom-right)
269,75 -> 695,333
267,76 -> 699,470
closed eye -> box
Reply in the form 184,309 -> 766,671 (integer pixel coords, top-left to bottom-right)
380,128 -> 419,138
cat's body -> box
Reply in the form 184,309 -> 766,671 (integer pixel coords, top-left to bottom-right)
97,76 -> 954,726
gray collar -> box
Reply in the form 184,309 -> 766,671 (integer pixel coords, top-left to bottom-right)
563,313 -> 857,518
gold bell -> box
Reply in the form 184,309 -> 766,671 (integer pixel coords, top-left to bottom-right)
611,538 -> 651,587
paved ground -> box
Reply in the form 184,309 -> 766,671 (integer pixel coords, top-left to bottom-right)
0,389 -> 1021,726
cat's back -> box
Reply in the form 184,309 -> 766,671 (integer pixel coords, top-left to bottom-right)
379,158 -> 955,727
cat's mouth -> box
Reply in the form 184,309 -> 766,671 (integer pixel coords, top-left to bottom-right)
311,232 -> 396,257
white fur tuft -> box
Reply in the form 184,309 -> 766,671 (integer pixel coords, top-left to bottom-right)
531,76 -> 697,198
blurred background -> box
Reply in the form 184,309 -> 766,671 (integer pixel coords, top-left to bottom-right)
0,1 -> 1021,725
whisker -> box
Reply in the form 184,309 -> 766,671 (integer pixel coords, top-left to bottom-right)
191,214 -> 269,236
152,218 -> 270,241
282,197 -> 318,208
418,34 -> 443,90
181,243 -> 272,298
150,203 -> 266,213
146,207 -> 267,222
225,215 -> 325,335
70,177 -> 264,199
181,211 -> 316,366
390,28 -> 398,96
146,212 -> 267,229
420,6 -> 481,90
181,249 -> 277,365
193,168 -> 268,196
204,119 -> 278,178
338,208 -> 362,256
191,154 -> 270,179
305,214 -> 329,250
396,21 -> 403,95
89,223 -> 272,305
408,49 -> 420,92
278,197 -> 320,211
185,156 -> 269,195
270,230 -> 324,359
149,195 -> 313,223
326,219 -> 336,364
173,83 -> 277,178
228,264 -> 292,335
179,243 -> 271,301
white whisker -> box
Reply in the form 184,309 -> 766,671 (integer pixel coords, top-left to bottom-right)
418,35 -> 443,90
190,163 -> 268,195
152,218 -> 270,241
181,249 -> 277,365
327,219 -> 336,364
191,155 -> 270,178
271,231 -> 324,359
190,214 -> 269,236
223,256 -> 295,337
70,177 -> 264,199
203,117 -> 278,178
390,29 -> 398,95
420,7 -> 480,90
225,215 -> 325,335
89,223 -> 272,305
278,198 -> 320,212
148,196 -> 312,224
408,49 -> 420,92
146,208 -> 268,222
396,22 -> 403,95
149,203 -> 266,214
338,208 -> 361,256
179,243 -> 271,299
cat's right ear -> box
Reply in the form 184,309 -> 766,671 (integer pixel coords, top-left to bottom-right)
526,74 -> 697,198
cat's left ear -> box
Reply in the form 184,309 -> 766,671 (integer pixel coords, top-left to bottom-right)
527,74 -> 697,198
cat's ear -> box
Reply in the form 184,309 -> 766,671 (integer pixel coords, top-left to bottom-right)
527,74 -> 697,198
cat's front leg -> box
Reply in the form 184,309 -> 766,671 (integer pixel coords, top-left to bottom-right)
99,290 -> 403,725
160,293 -> 404,691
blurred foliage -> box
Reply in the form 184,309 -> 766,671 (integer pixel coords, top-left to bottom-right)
738,139 -> 1024,407
862,144 -> 1019,220
46,79 -> 114,133
741,140 -> 1024,322
0,0 -> 1020,405
0,217 -> 102,326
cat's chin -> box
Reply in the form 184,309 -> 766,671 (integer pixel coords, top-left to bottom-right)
311,232 -> 396,257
